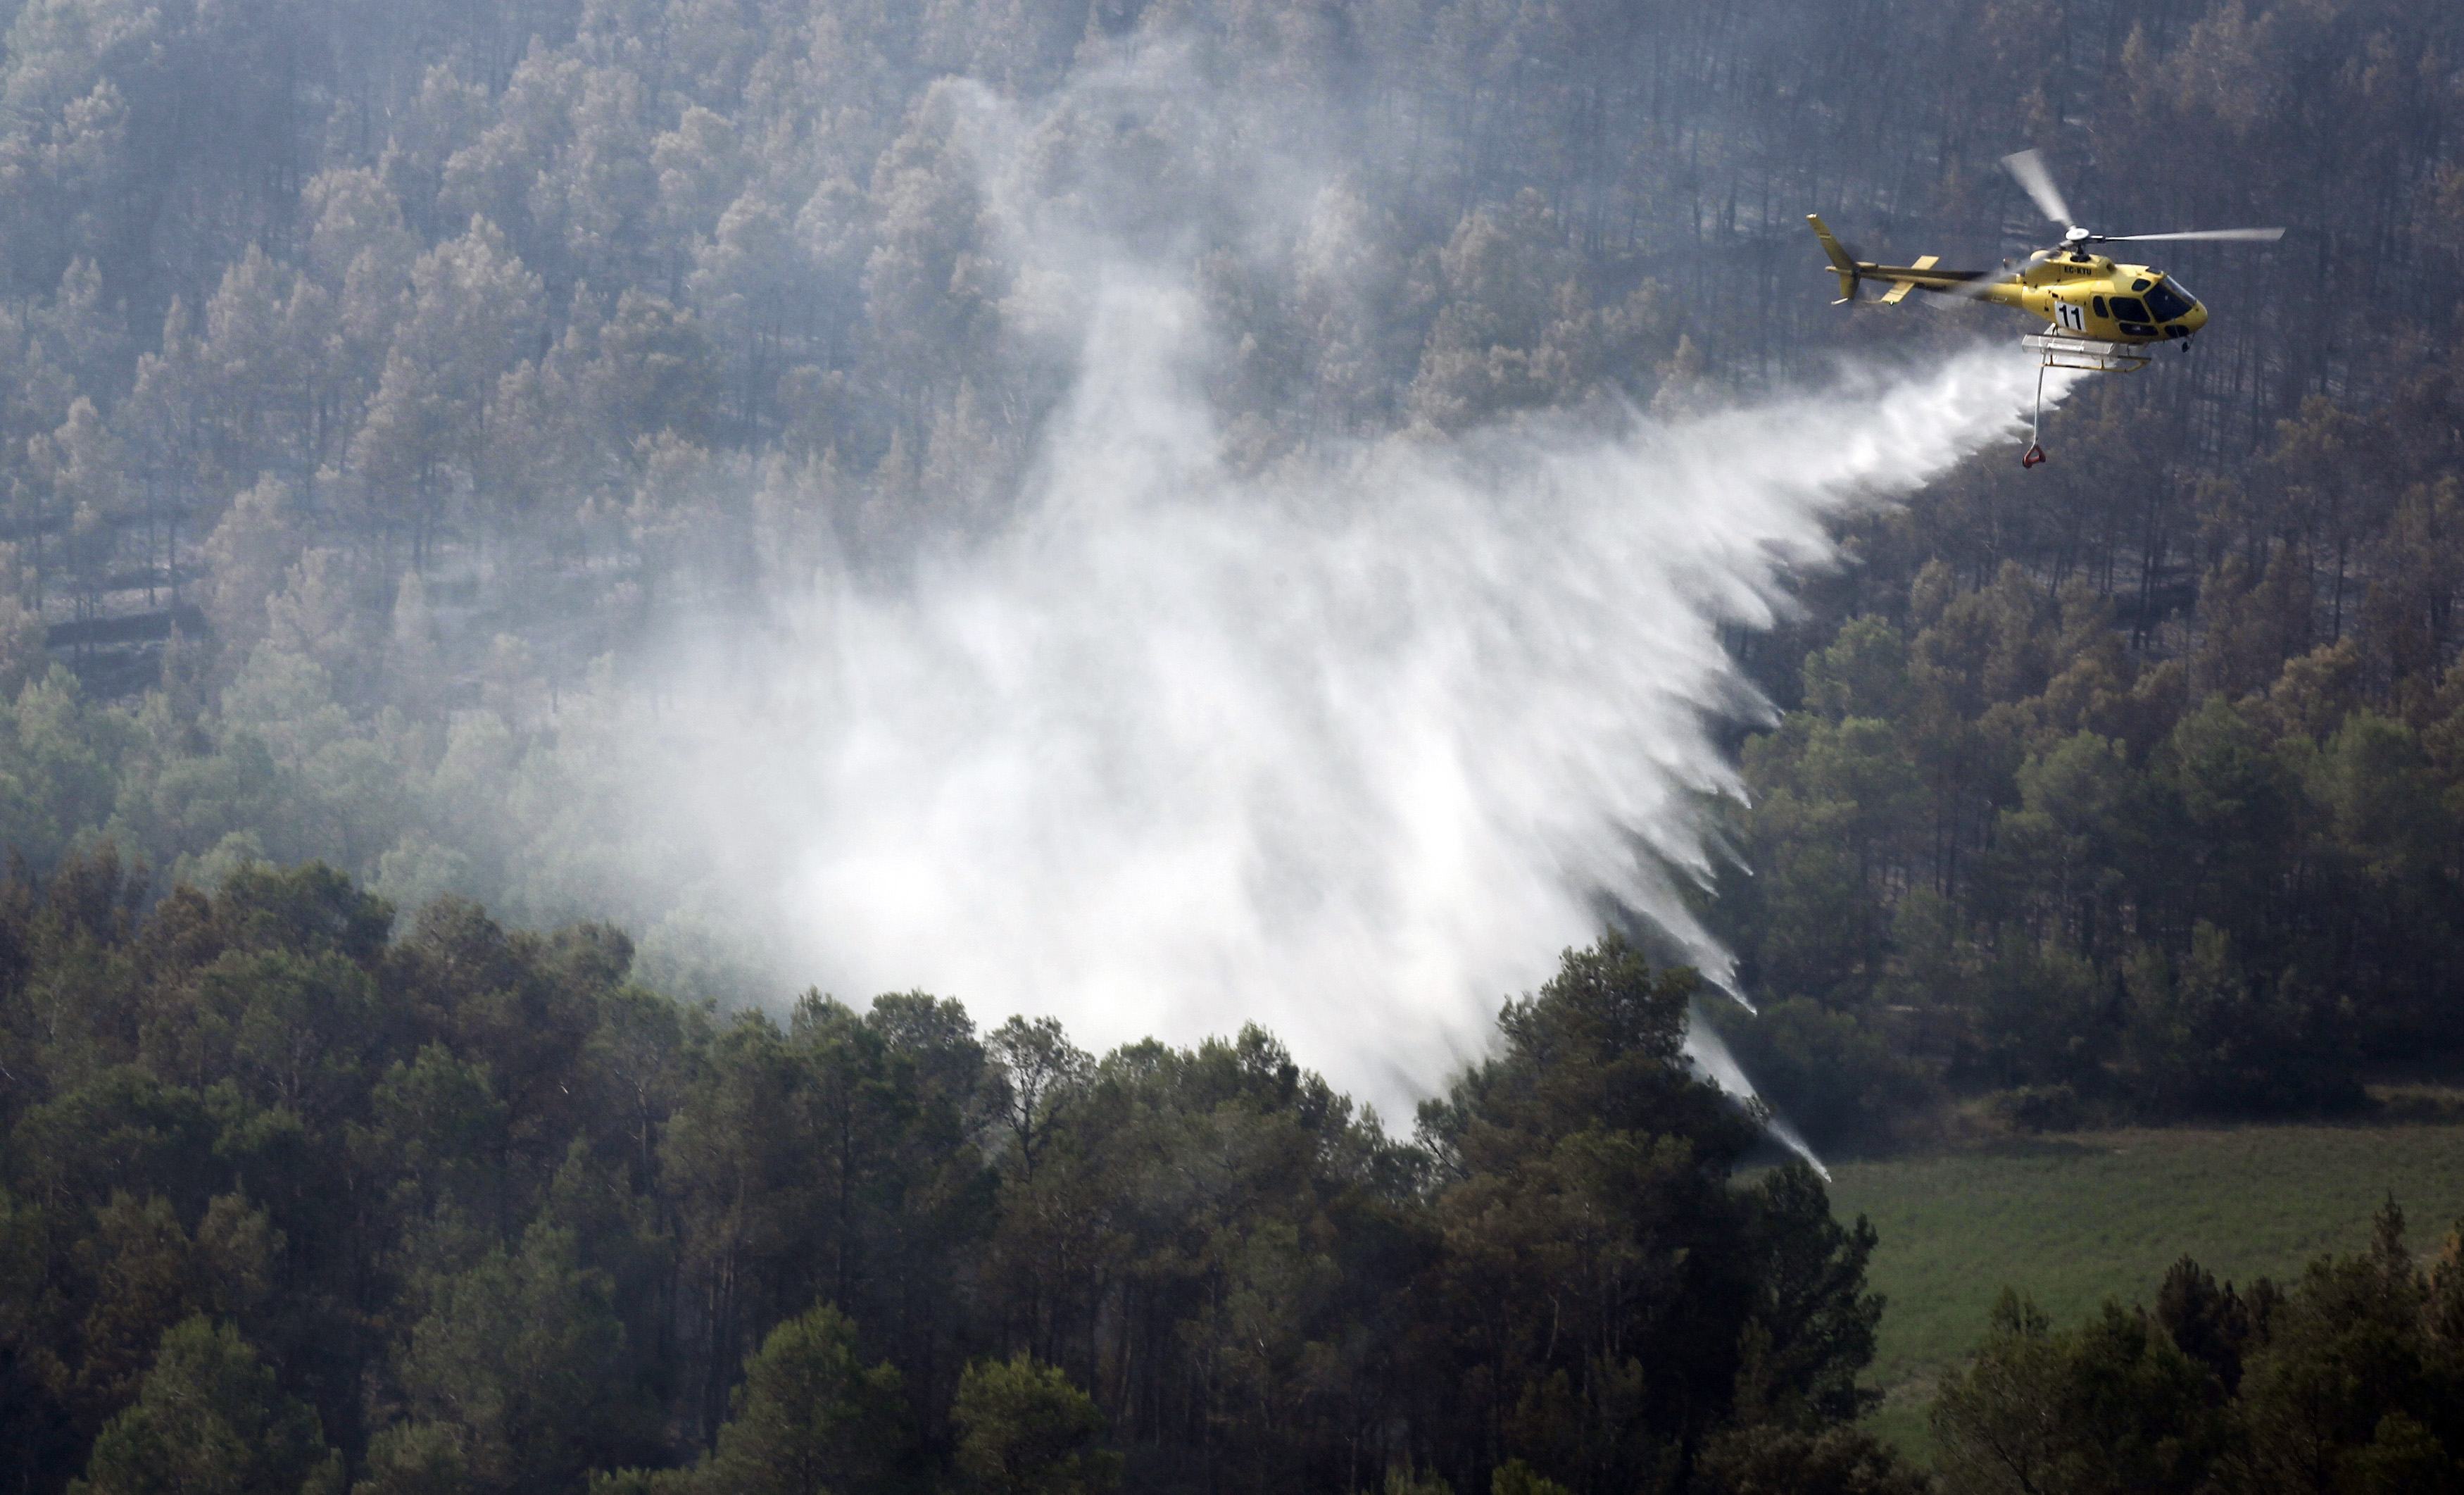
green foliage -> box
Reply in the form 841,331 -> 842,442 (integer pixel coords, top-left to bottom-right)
1829,1121 -> 2464,1437
2225,1202 -> 2452,1493
351,1422 -> 473,1495
1692,1424 -> 1932,1495
1728,568 -> 2464,1138
952,1355 -> 1119,1495
1489,1459 -> 1573,1495
388,1220 -> 657,1491
1736,1165 -> 1887,1425
585,1471 -> 696,1495
1414,937 -> 1883,1488
1703,998 -> 1934,1151
1931,1291 -> 2225,1494
70,1316 -> 337,1495
1930,1202 -> 2464,1494
0,870 -> 1887,1495
2117,923 -> 2360,1117
703,1305 -> 904,1495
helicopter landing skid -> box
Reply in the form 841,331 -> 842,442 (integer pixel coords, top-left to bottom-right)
2020,333 -> 2155,374
2016,334 -> 2151,468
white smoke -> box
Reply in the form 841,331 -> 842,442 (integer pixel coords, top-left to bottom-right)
620,266 -> 2068,1130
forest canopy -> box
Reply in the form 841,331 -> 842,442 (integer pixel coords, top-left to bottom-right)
0,856 -> 1893,1494
0,0 -> 2459,1487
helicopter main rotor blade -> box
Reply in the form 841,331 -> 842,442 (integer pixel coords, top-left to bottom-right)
1999,149 -> 2075,230
2095,227 -> 2286,243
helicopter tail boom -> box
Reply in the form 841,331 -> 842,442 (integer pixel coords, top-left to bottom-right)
1806,215 -> 1994,304
1875,265 -> 1999,296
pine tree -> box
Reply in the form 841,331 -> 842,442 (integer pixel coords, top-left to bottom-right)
703,1304 -> 905,1495
952,1354 -> 1120,1495
71,1316 -> 339,1495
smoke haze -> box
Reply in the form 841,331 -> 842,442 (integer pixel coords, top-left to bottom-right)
618,265 -> 2070,1119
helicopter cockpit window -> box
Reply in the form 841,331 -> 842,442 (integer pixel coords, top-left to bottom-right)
2142,280 -> 2194,321
2111,296 -> 2150,322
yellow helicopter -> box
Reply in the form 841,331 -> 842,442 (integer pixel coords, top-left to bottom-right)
1807,149 -> 2282,466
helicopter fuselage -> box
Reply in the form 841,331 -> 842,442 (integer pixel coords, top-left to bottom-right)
1972,251 -> 2208,344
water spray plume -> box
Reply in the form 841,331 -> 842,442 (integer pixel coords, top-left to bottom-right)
624,271 -> 2076,1161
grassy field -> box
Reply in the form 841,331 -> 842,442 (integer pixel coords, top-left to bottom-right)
1824,1113 -> 2464,1458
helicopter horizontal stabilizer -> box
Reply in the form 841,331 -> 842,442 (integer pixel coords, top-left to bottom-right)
1877,256 -> 1938,305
